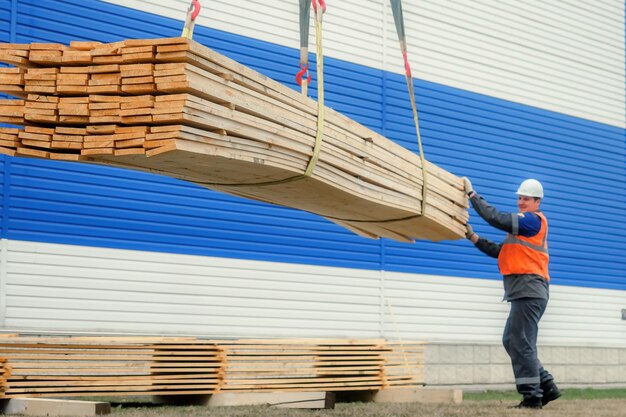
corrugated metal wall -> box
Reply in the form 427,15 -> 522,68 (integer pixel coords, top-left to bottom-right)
0,1 -> 10,42
6,240 -> 384,337
2,0 -> 623,288
397,0 -> 625,127
103,0 -> 626,127
3,0 -> 385,271
0,0 -> 624,344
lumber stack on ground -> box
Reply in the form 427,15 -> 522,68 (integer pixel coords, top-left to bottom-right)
0,336 -> 424,398
0,38 -> 468,242
380,342 -> 425,388
214,339 -> 424,392
0,357 -> 9,395
0,336 -> 222,397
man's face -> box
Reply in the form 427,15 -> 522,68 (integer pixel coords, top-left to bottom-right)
518,195 -> 541,212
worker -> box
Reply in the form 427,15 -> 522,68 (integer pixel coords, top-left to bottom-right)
463,177 -> 561,409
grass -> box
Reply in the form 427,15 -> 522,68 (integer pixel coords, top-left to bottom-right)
465,388 -> 626,401
109,399 -> 626,417
76,388 -> 626,417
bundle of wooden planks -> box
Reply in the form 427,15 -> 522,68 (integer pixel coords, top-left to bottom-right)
0,356 -> 9,395
0,38 -> 468,242
0,335 -> 424,398
0,336 -> 222,397
218,339 -> 424,392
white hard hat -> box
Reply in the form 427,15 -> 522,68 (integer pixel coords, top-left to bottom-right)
516,179 -> 544,198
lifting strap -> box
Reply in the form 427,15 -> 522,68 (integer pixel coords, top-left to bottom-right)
305,0 -> 326,178
390,0 -> 428,217
200,0 -> 326,188
297,0 -> 313,96
181,0 -> 201,39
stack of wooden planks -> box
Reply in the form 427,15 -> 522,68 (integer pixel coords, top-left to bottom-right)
0,335 -> 424,398
218,339 -> 424,392
0,38 -> 468,242
381,342 -> 425,388
0,356 -> 9,395
0,336 -> 222,397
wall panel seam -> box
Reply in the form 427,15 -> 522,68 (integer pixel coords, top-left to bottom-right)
10,0 -> 17,42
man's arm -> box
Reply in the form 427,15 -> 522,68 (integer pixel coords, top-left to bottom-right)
475,237 -> 502,258
470,194 -> 543,237
469,193 -> 515,234
465,223 -> 502,258
462,177 -> 541,237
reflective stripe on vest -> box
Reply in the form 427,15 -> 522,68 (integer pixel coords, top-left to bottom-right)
502,234 -> 548,253
498,212 -> 550,281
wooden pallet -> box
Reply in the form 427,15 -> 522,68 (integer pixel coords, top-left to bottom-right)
0,38 -> 469,242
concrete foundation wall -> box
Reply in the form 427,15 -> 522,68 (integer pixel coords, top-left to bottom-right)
424,343 -> 626,387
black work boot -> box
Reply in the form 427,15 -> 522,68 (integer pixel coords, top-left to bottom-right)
510,397 -> 543,409
541,381 -> 562,406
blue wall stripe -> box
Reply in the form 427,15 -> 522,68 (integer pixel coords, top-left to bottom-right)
0,1 -> 10,42
9,0 -> 16,42
0,0 -> 624,292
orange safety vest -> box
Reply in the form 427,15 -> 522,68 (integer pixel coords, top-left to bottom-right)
498,212 -> 550,281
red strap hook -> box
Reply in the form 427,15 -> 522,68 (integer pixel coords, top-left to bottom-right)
296,63 -> 312,86
190,0 -> 201,21
312,0 -> 326,14
402,50 -> 412,79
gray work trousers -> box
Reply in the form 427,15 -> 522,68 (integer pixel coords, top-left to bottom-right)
502,297 -> 555,399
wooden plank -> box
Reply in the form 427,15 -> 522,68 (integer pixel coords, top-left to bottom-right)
70,41 -> 104,50
80,148 -> 114,156
203,391 -> 335,409
88,95 -> 121,103
55,126 -> 86,135
354,387 -> 463,404
89,102 -> 119,110
51,141 -> 83,150
5,389 -> 216,398
0,398 -> 111,416
16,148 -> 49,158
62,50 -> 93,65
8,378 -> 220,387
85,125 -> 116,134
28,50 -> 62,65
29,43 -> 69,51
59,66 -> 91,74
4,383 -> 218,394
115,148 -> 145,156
0,53 -> 38,68
89,42 -> 125,57
10,374 -> 219,381
119,63 -> 154,77
124,38 -> 189,47
0,140 -> 19,147
87,64 -> 121,74
0,43 -> 31,50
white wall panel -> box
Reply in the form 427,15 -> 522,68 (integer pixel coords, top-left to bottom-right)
393,0 -> 625,127
103,0 -> 625,127
384,270 -> 626,348
3,240 -> 625,348
5,240 -> 382,338
0,240 -> 7,327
